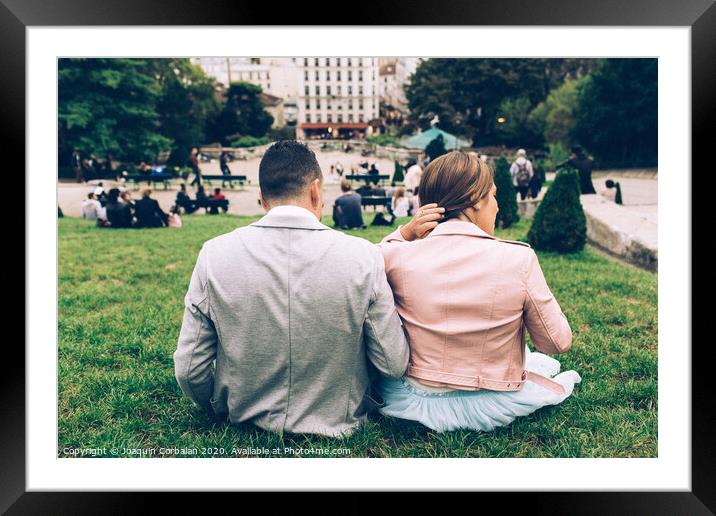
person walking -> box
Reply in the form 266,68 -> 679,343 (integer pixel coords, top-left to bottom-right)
188,148 -> 202,187
510,149 -> 535,201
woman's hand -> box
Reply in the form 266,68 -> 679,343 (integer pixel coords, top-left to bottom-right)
400,203 -> 444,241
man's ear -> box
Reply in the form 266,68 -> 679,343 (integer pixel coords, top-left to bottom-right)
310,179 -> 322,207
258,192 -> 270,212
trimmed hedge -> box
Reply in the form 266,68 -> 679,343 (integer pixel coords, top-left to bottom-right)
527,168 -> 586,253
493,156 -> 520,229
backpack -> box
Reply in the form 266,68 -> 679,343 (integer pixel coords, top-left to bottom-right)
515,162 -> 531,187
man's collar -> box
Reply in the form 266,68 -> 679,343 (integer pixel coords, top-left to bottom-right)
426,220 -> 496,240
251,205 -> 330,231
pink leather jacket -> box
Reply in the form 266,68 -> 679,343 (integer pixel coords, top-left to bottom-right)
379,220 -> 573,392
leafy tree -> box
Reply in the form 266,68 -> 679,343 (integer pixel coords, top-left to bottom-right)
425,134 -> 447,161
493,97 -> 538,147
572,59 -> 657,167
210,82 -> 274,145
527,76 -> 586,149
147,59 -> 220,167
58,58 -> 171,163
406,58 -> 596,144
527,169 -> 586,253
493,157 -> 520,229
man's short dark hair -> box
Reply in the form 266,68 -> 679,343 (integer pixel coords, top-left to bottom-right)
259,140 -> 322,201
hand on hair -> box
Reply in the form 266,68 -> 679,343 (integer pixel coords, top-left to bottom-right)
400,203 -> 445,241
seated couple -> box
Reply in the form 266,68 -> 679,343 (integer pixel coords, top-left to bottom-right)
174,142 -> 581,437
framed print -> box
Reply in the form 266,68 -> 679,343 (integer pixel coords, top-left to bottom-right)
6,0 -> 714,511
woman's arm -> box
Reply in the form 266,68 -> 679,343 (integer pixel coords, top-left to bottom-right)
523,249 -> 573,354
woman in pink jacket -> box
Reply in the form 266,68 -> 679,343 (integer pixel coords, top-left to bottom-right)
377,151 -> 581,432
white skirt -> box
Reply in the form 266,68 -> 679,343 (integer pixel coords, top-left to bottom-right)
377,346 -> 582,433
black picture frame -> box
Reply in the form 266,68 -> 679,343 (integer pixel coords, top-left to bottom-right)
6,0 -> 713,511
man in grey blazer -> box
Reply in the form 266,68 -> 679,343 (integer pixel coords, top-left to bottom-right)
174,140 -> 409,437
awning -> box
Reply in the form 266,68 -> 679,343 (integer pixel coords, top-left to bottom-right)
300,123 -> 369,130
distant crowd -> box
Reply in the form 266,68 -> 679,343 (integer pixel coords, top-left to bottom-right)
80,182 -> 230,229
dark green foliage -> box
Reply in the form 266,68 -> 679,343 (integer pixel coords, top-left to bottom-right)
528,169 -> 586,253
406,58 -> 596,144
425,134 -> 447,161
493,157 -> 520,229
573,59 -> 657,168
392,161 -> 405,183
209,82 -> 274,145
58,58 -> 171,163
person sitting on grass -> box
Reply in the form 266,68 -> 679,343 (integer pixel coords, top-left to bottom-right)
391,187 -> 410,217
174,140 -> 408,437
175,183 -> 196,214
195,185 -> 209,213
167,205 -> 183,228
333,179 -> 365,230
208,187 -> 229,215
134,189 -> 168,228
81,192 -> 103,221
376,150 -> 581,433
104,188 -> 133,228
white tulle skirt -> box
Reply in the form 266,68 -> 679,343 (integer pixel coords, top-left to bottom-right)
377,346 -> 581,433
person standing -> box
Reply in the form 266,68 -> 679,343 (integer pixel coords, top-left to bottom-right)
188,148 -> 202,187
219,150 -> 232,188
403,160 -> 423,194
71,150 -> 83,183
565,145 -> 597,194
510,149 -> 534,201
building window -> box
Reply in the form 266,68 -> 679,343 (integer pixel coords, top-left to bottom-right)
315,86 -> 320,95
327,86 -> 331,96
337,86 -> 342,95
337,103 -> 342,110
348,114 -> 354,123
348,86 -> 352,95
304,58 -> 308,66
305,85 -> 309,95
326,70 -> 330,81
359,114 -> 364,123
315,70 -> 319,80
327,114 -> 332,122
267,83 -> 270,90
359,101 -> 363,110
316,99 -> 321,109
338,114 -> 343,122
359,86 -> 363,96
337,70 -> 341,81
359,70 -> 363,81
316,114 -> 321,123
358,58 -> 363,66
348,101 -> 353,110
347,58 -> 352,66
307,113 -> 312,122
305,99 -> 310,109
348,70 -> 352,81
304,70 -> 308,80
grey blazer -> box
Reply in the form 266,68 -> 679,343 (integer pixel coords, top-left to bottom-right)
174,206 -> 409,437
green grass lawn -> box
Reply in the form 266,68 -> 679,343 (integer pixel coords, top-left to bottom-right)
58,214 -> 657,458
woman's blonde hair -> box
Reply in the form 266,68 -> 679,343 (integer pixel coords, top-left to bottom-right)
418,151 -> 494,221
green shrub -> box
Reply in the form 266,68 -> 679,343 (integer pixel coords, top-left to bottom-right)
527,169 -> 586,253
231,135 -> 271,148
392,160 -> 405,184
493,156 -> 520,229
367,134 -> 399,146
425,134 -> 447,161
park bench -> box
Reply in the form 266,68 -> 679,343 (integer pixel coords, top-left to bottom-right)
201,175 -> 248,189
126,174 -> 178,190
361,195 -> 392,211
345,174 -> 391,187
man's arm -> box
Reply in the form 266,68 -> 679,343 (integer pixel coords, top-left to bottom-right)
363,246 -> 409,378
173,246 -> 218,415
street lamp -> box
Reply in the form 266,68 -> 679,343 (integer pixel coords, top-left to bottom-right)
497,116 -> 506,124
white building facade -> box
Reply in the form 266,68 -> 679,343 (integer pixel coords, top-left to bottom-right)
296,57 -> 380,139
